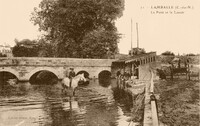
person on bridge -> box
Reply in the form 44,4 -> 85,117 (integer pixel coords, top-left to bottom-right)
69,68 -> 76,87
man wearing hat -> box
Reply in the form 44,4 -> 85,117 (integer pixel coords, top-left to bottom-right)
69,68 -> 76,87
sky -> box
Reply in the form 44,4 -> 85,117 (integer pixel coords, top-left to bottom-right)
0,0 -> 199,55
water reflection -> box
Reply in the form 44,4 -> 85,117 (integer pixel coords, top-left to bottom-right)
0,79 -> 133,126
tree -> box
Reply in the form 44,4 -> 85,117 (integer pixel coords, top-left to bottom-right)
12,39 -> 39,57
161,51 -> 175,56
37,38 -> 54,57
80,28 -> 119,58
31,0 -> 124,58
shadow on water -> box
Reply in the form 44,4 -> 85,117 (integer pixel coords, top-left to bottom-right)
112,88 -> 133,114
99,78 -> 111,87
29,70 -> 58,85
99,77 -> 133,113
0,72 -> 18,87
0,82 -> 32,97
98,70 -> 112,88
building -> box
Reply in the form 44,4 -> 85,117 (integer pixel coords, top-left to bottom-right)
0,44 -> 13,57
112,50 -> 156,80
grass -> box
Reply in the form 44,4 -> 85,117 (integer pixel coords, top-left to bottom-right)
154,79 -> 199,126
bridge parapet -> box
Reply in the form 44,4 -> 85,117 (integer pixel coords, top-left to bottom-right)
0,57 -> 117,67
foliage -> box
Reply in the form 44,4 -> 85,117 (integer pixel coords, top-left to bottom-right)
186,53 -> 196,56
31,0 -> 124,58
12,39 -> 39,57
80,28 -> 119,58
161,51 -> 175,56
12,38 -> 55,57
37,38 -> 55,57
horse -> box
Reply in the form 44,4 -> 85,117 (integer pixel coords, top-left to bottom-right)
62,73 -> 86,96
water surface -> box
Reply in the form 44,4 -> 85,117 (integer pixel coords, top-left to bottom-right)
0,79 -> 134,126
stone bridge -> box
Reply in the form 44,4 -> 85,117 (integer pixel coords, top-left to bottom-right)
0,57 -> 117,81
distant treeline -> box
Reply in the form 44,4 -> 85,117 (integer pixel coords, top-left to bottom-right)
158,55 -> 199,64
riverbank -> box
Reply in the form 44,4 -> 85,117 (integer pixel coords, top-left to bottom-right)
154,80 -> 199,126
115,78 -> 150,126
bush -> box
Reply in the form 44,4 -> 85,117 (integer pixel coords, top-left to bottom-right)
186,53 -> 196,56
161,51 -> 175,56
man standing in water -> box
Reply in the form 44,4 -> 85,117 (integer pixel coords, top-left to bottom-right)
69,68 -> 76,87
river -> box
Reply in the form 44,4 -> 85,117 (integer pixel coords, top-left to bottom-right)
0,79 -> 135,126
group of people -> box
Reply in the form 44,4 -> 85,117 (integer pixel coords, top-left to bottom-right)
116,69 -> 132,81
116,69 -> 133,89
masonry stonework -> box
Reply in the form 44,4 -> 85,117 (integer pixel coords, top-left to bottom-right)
0,57 -> 117,81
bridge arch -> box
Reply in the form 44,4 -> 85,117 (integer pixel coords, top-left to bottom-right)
76,70 -> 90,78
98,70 -> 111,79
0,68 -> 19,80
26,67 -> 60,81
